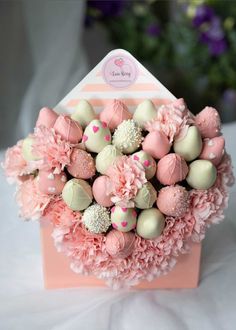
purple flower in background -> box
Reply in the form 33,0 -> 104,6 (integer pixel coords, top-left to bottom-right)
146,22 -> 161,37
199,17 -> 228,56
193,7 -> 228,56
208,38 -> 228,56
223,89 -> 236,104
193,5 -> 214,27
202,17 -> 225,41
88,0 -> 126,17
85,0 -> 126,26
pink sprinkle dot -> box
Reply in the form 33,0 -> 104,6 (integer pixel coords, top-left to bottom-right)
104,134 -> 111,141
133,155 -> 139,161
121,221 -> 128,227
101,121 -> 107,128
112,223 -> 118,229
121,207 -> 127,212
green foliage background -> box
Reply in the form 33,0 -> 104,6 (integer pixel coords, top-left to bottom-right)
87,0 -> 236,119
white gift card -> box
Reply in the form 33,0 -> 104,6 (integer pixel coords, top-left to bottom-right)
55,49 -> 176,114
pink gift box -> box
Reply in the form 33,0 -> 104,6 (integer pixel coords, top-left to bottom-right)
40,49 -> 202,289
40,219 -> 201,289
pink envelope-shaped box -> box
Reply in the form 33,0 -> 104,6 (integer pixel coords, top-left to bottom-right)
40,49 -> 201,289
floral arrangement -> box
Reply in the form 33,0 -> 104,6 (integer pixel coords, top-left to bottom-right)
86,0 -> 236,119
2,98 -> 234,289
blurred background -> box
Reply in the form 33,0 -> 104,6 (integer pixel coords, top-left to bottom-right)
1,0 -> 236,148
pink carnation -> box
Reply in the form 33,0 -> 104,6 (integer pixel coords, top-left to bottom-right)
216,153 -> 235,187
145,99 -> 193,143
189,187 -> 226,242
2,140 -> 38,183
16,178 -> 52,220
33,126 -> 73,174
44,199 -> 81,229
52,221 -> 107,274
106,156 -> 147,207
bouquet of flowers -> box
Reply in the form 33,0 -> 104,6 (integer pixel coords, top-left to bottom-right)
3,97 -> 234,289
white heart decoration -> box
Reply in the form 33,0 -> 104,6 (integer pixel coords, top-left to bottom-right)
47,173 -> 55,180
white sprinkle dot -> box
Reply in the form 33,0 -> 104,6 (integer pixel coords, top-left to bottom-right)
209,152 -> 216,159
48,187 -> 56,193
61,175 -> 67,182
47,173 -> 54,180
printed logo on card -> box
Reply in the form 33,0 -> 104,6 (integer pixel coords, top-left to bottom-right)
102,54 -> 138,88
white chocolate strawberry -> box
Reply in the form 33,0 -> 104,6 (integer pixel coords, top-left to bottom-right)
83,119 -> 111,153
111,206 -> 137,232
132,150 -> 156,179
71,99 -> 96,128
133,99 -> 157,128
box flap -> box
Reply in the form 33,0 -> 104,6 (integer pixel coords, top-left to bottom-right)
55,49 -> 176,114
